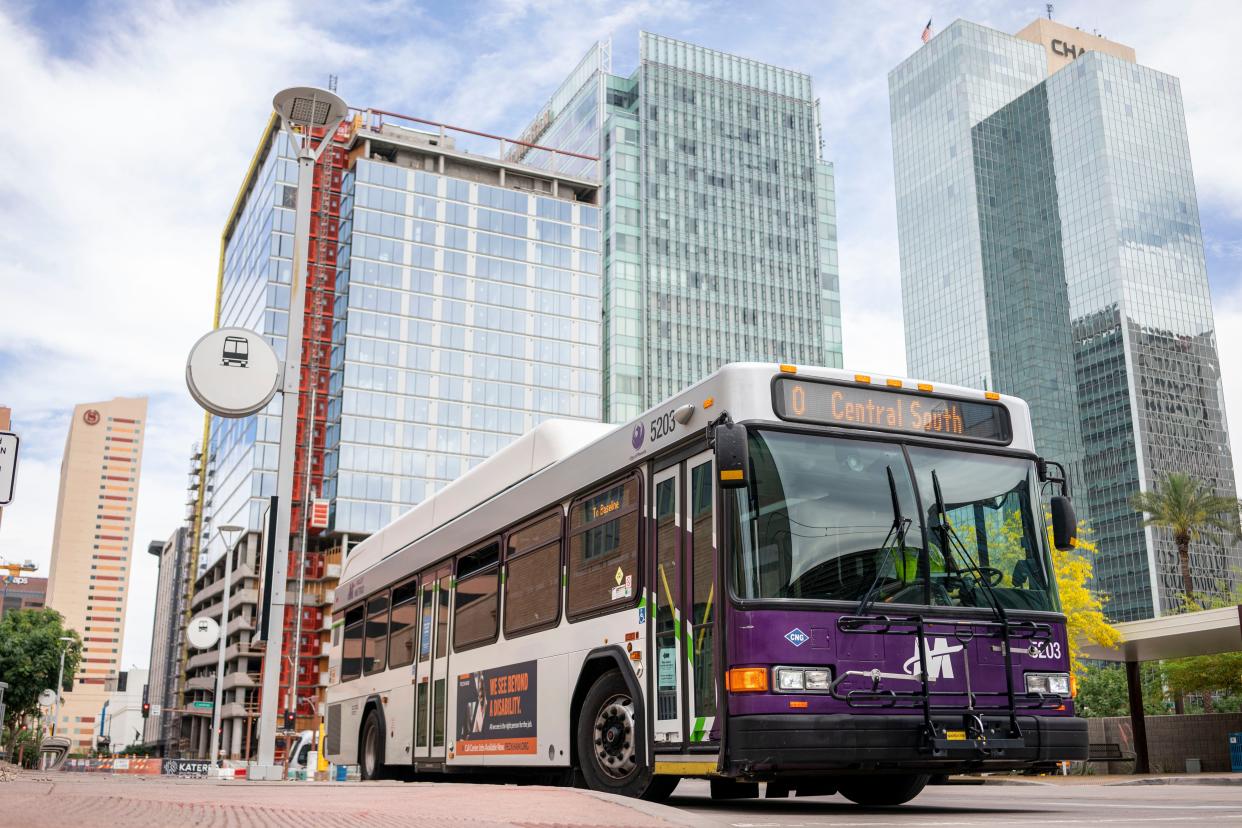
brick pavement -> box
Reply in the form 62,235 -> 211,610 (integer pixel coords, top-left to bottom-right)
0,770 -> 709,828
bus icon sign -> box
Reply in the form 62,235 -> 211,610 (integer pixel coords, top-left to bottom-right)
186,327 -> 281,419
221,336 -> 249,367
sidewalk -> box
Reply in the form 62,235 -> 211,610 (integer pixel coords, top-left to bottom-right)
0,769 -> 714,828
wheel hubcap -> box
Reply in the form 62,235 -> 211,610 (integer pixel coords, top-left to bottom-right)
592,693 -> 636,779
365,725 -> 377,776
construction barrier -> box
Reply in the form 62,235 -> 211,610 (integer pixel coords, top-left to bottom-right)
62,757 -> 162,775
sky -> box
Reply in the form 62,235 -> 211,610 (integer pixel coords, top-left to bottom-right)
1,0 -> 1240,670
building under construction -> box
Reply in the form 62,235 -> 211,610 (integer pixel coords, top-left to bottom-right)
177,106 -> 601,759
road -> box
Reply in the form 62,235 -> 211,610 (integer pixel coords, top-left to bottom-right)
2,769 -> 1240,827
669,778 -> 1242,826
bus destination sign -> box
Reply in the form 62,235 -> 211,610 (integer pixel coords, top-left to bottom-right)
774,378 -> 1011,444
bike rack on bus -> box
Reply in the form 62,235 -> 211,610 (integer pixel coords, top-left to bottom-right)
829,613 -> 1064,757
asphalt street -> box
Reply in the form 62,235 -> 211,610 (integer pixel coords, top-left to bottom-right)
668,778 -> 1242,827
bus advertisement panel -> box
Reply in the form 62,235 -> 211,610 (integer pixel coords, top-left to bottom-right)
455,660 -> 539,756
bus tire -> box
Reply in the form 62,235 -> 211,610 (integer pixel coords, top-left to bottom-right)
576,669 -> 665,800
359,708 -> 387,781
836,773 -> 929,806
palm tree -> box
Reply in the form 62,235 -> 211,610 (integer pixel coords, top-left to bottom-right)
1131,473 -> 1241,608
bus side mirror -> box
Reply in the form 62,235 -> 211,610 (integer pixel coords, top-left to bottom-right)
714,421 -> 749,489
1051,496 -> 1076,551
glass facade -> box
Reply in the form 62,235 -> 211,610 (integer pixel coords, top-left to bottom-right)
324,157 -> 602,534
516,34 -> 841,422
203,129 -> 299,566
889,20 -> 1240,619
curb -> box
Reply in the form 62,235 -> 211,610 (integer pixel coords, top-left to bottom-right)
1109,776 -> 1242,787
577,788 -> 722,828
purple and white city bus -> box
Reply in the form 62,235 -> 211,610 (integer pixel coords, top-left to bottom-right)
325,363 -> 1085,806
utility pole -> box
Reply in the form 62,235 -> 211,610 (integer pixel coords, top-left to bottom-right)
253,87 -> 348,781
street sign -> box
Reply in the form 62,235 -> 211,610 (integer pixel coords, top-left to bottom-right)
149,704 -> 162,717
38,688 -> 57,707
192,701 -> 214,710
185,327 -> 281,418
0,432 -> 18,505
187,615 -> 221,650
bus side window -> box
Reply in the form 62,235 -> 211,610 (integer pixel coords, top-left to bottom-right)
567,474 -> 641,620
504,510 -> 562,636
342,605 -> 365,682
364,590 -> 390,675
454,541 -> 501,650
388,578 -> 419,670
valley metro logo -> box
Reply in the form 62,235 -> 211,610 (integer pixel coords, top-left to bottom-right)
902,637 -> 964,681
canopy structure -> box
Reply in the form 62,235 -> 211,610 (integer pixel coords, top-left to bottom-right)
1082,605 -> 1242,663
1080,605 -> 1242,772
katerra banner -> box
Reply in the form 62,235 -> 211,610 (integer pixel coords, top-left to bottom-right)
455,659 -> 538,756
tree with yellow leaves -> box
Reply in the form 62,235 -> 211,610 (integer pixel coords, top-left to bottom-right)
1050,520 -> 1122,679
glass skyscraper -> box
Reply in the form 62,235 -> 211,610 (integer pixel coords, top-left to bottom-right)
890,18 -> 1239,619
325,125 -> 603,534
514,33 -> 841,421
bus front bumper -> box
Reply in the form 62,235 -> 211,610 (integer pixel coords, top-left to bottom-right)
727,713 -> 1087,776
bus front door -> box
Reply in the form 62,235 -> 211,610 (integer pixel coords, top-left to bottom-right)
652,465 -> 684,747
683,451 -> 718,746
651,450 -> 720,751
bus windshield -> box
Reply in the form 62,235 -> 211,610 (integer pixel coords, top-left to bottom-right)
731,430 -> 1059,612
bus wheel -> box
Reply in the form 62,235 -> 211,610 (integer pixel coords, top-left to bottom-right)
577,670 -> 665,799
836,773 -> 929,806
359,709 -> 387,781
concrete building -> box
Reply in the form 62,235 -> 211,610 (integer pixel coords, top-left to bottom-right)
512,33 -> 841,421
45,396 -> 148,752
102,668 -> 147,753
889,18 -> 1239,619
2,575 -> 46,616
180,533 -> 261,760
143,529 -> 188,753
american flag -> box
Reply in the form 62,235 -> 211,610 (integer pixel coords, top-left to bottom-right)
921,18 -> 933,43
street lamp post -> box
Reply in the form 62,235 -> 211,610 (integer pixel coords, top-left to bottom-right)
207,524 -> 244,769
254,87 -> 348,781
51,636 -> 74,737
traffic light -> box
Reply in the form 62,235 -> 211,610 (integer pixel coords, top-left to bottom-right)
141,702 -> 150,719
283,710 -> 296,730
141,684 -> 149,719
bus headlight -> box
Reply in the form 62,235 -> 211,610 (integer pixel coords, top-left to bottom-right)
777,668 -> 804,691
1025,672 -> 1071,696
773,666 -> 832,693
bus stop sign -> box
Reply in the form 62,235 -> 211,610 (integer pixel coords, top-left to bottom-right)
186,327 -> 281,418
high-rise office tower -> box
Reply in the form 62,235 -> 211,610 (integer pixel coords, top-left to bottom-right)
890,18 -> 1239,619
513,33 -> 842,421
46,396 -> 148,752
183,111 -> 601,756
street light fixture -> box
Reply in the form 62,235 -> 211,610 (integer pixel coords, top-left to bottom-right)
51,636 -> 75,738
254,86 -> 349,782
207,523 -> 244,771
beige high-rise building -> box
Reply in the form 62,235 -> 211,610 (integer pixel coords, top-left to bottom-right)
46,397 -> 147,752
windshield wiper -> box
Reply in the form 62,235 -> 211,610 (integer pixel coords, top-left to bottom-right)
930,469 -> 1007,624
856,466 -> 912,616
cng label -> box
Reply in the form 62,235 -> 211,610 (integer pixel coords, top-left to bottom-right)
784,628 -> 809,647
